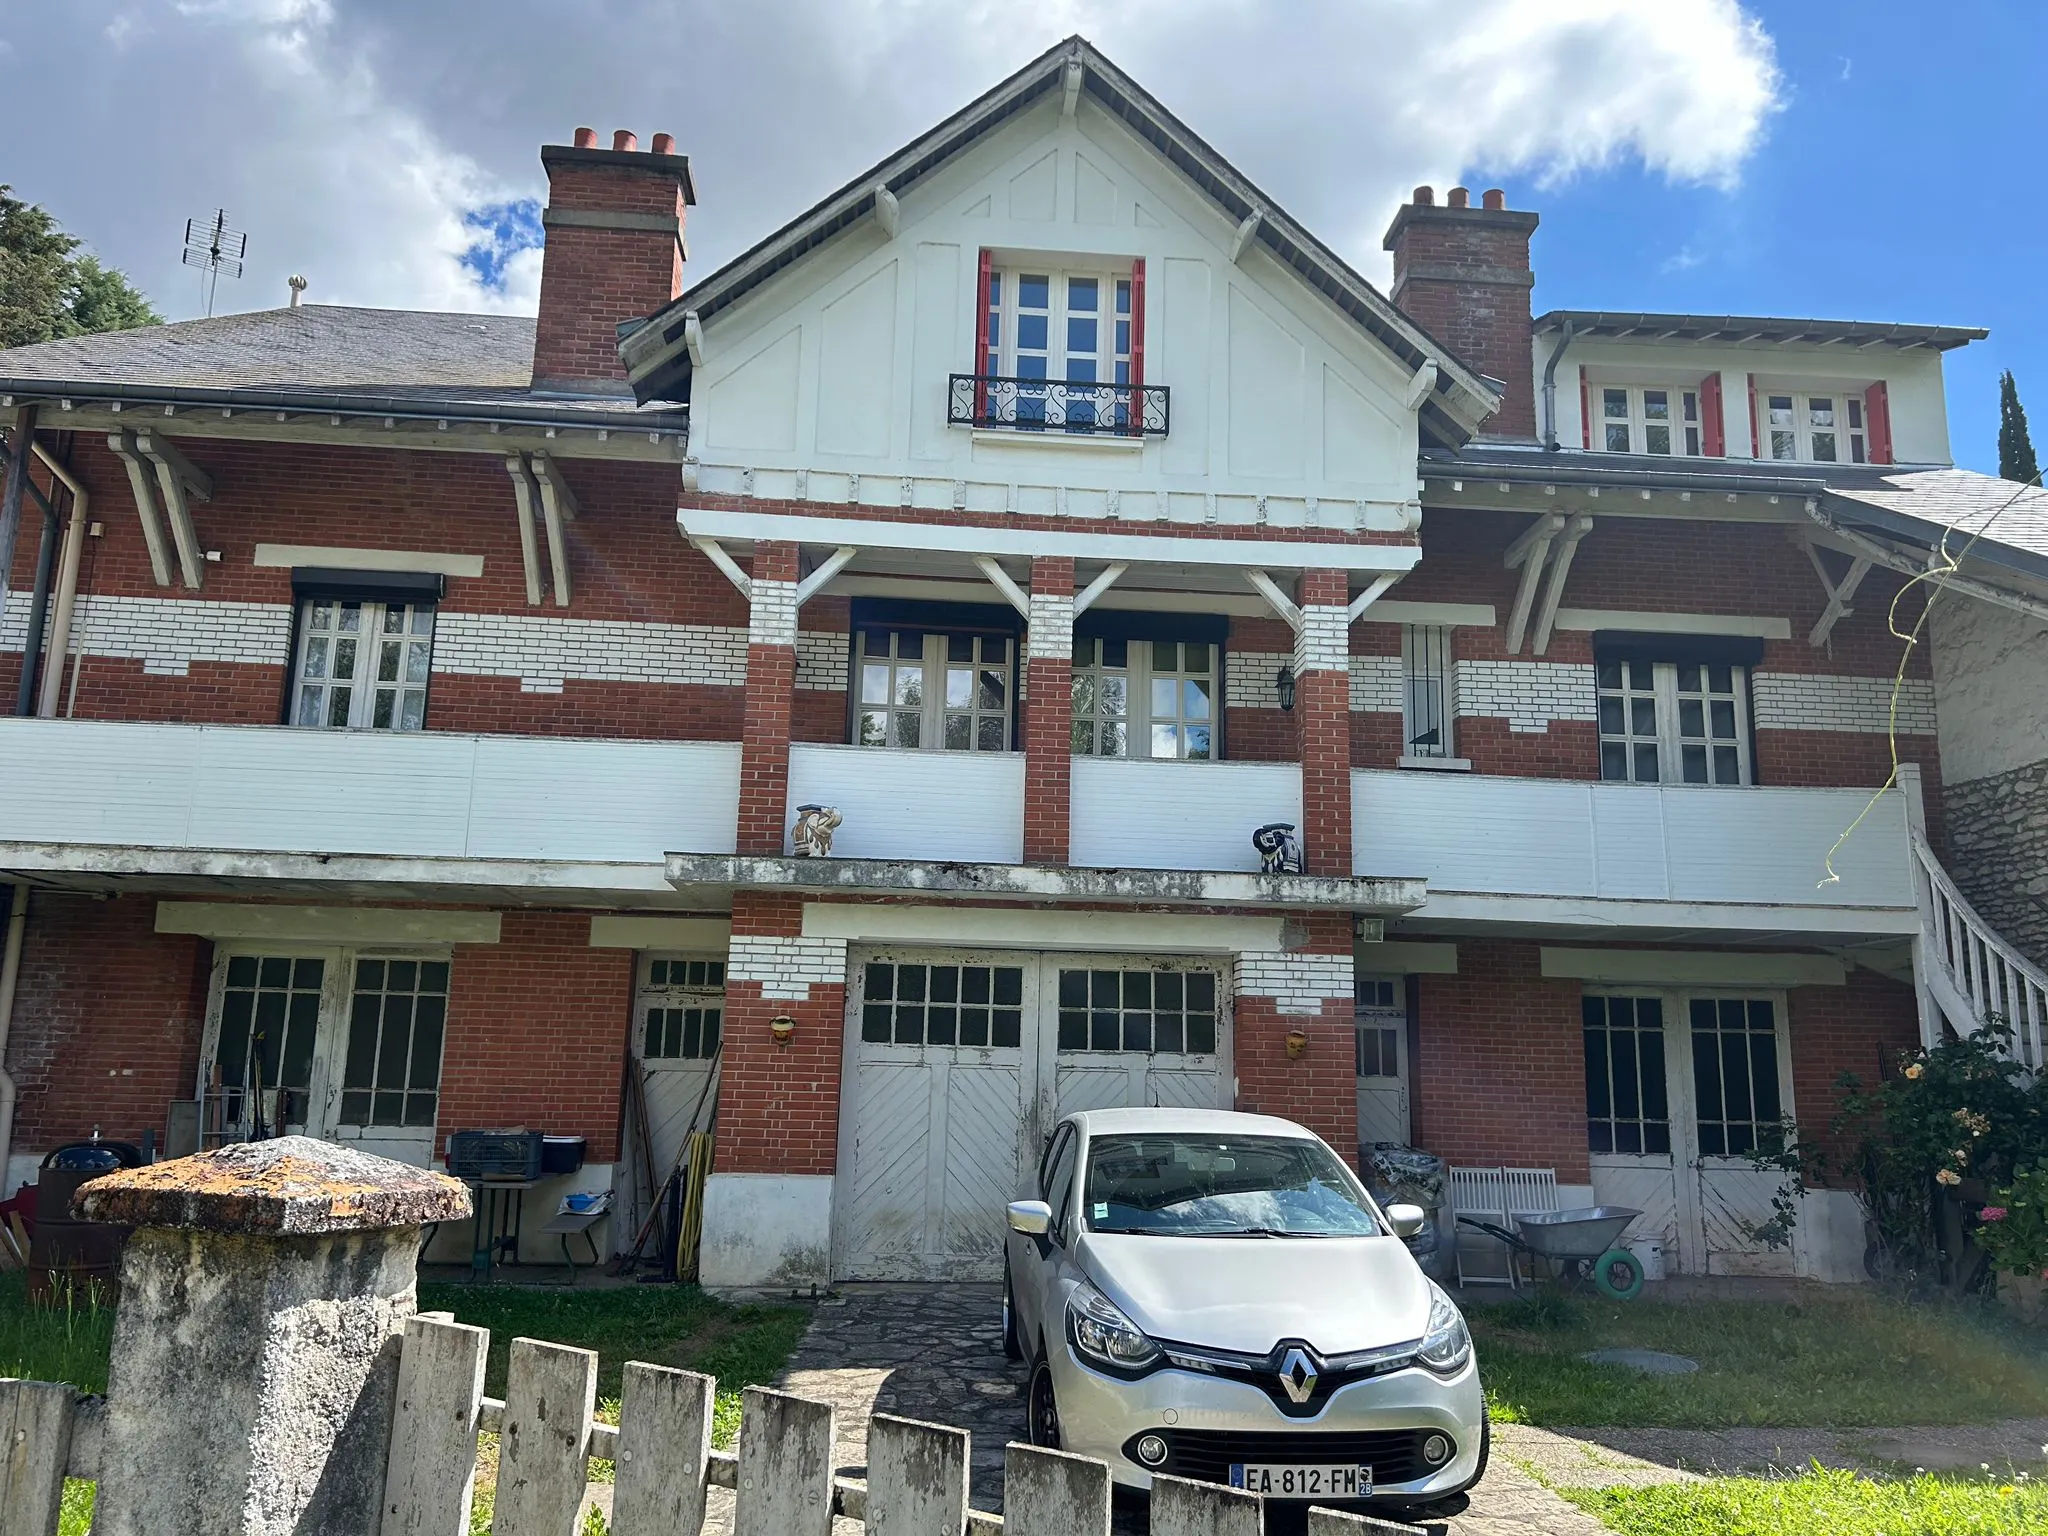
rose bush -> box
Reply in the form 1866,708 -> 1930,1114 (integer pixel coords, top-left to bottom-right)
1975,1165 -> 2048,1280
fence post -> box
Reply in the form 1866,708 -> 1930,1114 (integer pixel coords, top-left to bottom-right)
734,1387 -> 836,1536
611,1361 -> 714,1536
74,1135 -> 471,1536
379,1314 -> 488,1536
1003,1443 -> 1110,1536
867,1413 -> 969,1536
1149,1472 -> 1262,1536
492,1338 -> 598,1536
0,1378 -> 76,1536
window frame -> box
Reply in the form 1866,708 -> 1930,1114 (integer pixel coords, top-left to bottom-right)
1597,657 -> 1754,787
1583,986 -> 1795,1166
985,264 -> 1135,382
1400,624 -> 1455,762
851,623 -> 1019,755
1763,391 -> 1869,465
1070,634 -> 1220,761
1595,383 -> 1704,457
287,594 -> 437,732
636,953 -> 728,1063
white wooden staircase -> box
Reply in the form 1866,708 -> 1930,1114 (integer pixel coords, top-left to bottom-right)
1913,837 -> 2048,1070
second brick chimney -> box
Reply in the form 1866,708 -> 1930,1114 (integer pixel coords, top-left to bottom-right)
531,127 -> 696,397
1383,186 -> 1539,439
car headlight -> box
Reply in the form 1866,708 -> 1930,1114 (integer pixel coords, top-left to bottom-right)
1416,1282 -> 1472,1375
1067,1279 -> 1160,1373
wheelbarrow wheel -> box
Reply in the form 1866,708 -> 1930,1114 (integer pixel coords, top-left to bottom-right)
1593,1247 -> 1645,1300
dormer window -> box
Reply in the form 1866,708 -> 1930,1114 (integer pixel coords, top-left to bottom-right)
1598,385 -> 1702,456
1764,393 -> 1867,464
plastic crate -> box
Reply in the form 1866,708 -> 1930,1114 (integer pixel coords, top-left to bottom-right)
446,1130 -> 543,1181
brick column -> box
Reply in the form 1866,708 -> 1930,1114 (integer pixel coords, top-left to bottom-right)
1232,915 -> 1358,1162
1297,568 -> 1354,877
737,541 -> 799,856
1023,556 -> 1075,865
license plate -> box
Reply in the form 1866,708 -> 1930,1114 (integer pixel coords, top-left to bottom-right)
1228,1463 -> 1371,1500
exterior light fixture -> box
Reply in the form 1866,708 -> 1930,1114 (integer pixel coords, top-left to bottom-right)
1285,1029 -> 1309,1059
770,1015 -> 797,1046
1275,665 -> 1296,712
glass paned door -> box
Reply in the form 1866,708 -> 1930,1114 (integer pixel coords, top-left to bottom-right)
291,598 -> 435,730
337,958 -> 449,1131
1355,977 -> 1409,1150
209,954 -> 326,1139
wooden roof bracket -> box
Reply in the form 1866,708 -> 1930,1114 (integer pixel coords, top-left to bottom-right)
529,451 -> 579,608
502,453 -> 546,605
1502,512 -> 1566,654
133,432 -> 212,590
105,431 -> 174,587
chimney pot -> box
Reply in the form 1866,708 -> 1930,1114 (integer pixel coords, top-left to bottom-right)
613,129 -> 639,152
1413,185 -> 1435,206
1448,186 -> 1470,209
573,126 -> 598,149
651,132 -> 676,156
1482,188 -> 1506,211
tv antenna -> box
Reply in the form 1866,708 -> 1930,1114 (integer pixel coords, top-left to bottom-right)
182,210 -> 247,316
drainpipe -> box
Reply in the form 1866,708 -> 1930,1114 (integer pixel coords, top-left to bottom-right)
32,441 -> 87,719
0,882 -> 27,1198
14,491 -> 59,717
1539,318 -> 1576,452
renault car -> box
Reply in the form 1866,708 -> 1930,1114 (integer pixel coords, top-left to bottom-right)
1001,1107 -> 1487,1508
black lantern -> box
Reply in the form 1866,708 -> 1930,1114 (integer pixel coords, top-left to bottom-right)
1275,665 -> 1297,712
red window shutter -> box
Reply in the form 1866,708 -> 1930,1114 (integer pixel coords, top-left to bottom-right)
1700,372 -> 1725,457
1579,366 -> 1591,450
1866,381 -> 1893,464
1128,258 -> 1147,435
972,248 -> 993,423
1747,374 -> 1761,459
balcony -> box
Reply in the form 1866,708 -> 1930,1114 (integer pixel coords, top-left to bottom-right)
1071,758 -> 1300,872
947,373 -> 1170,436
0,718 -> 738,894
1353,768 -> 1918,931
785,744 -> 1023,863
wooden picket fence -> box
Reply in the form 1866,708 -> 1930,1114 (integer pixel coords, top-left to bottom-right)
1,1312 -> 1431,1536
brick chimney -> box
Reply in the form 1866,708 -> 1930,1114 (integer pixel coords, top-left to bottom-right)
530,127 -> 696,396
1383,186 -> 1539,438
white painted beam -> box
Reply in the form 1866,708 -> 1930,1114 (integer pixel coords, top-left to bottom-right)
503,454 -> 545,606
531,452 -> 579,608
106,431 -> 173,587
1402,360 -> 1439,411
1230,211 -> 1262,265
1531,513 -> 1595,655
1061,57 -> 1084,118
1502,513 -> 1564,654
795,545 -> 859,606
683,311 -> 704,368
1503,511 -> 1566,570
1072,562 -> 1128,616
1800,535 -> 1873,648
136,431 -> 208,588
872,185 -> 900,239
133,430 -> 213,502
689,535 -> 753,601
972,554 -> 1031,617
1244,569 -> 1301,630
1345,571 -> 1401,624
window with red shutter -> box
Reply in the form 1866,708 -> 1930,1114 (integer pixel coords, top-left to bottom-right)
1700,372 -> 1725,457
1865,382 -> 1893,465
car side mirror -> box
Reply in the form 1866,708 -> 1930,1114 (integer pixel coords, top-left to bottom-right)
1007,1199 -> 1053,1236
1386,1202 -> 1427,1239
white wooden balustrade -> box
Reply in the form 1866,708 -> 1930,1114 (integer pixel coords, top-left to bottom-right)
0,1312 -> 1437,1536
1913,837 -> 2048,1070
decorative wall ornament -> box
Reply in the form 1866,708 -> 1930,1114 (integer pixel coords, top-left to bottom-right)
1252,822 -> 1303,875
792,803 -> 843,857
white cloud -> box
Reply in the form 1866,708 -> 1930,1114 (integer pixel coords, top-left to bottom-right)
0,1 -> 1782,319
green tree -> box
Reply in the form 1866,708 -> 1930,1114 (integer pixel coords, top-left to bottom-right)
2000,370 -> 2041,486
0,185 -> 161,350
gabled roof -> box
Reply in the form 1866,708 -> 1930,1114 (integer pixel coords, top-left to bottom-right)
1535,310 -> 1987,352
617,35 -> 1502,448
0,305 -> 686,430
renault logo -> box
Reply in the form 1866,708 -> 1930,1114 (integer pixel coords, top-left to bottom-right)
1277,1345 -> 1319,1405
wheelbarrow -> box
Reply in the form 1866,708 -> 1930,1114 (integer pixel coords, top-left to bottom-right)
1456,1205 -> 1647,1300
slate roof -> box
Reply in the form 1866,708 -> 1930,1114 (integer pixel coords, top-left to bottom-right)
0,305 -> 686,427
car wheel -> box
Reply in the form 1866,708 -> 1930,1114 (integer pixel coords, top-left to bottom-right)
1027,1354 -> 1062,1449
1001,1268 -> 1024,1361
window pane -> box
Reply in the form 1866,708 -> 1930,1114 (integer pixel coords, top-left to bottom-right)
1603,388 -> 1629,418
1605,424 -> 1631,453
1633,743 -> 1660,782
1645,425 -> 1671,455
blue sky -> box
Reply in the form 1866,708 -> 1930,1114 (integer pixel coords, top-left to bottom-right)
1515,1 -> 2044,472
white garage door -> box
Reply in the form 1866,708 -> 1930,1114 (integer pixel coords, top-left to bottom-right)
836,950 -> 1231,1281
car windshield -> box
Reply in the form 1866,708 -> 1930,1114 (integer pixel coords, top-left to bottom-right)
1081,1133 -> 1380,1237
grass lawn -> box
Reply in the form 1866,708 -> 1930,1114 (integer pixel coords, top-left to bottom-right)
1559,1467 -> 2048,1535
0,1271 -> 114,1392
1470,1291 -> 2048,1429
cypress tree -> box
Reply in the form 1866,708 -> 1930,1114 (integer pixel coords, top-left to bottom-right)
1998,370 -> 2040,485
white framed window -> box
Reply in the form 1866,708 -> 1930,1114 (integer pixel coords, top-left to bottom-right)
855,627 -> 1015,752
984,266 -> 1134,429
290,597 -> 434,730
1598,385 -> 1702,456
1070,637 -> 1215,760
1401,625 -> 1454,759
639,956 -> 726,1061
1597,658 -> 1751,785
1055,965 -> 1219,1055
1764,393 -> 1867,464
1355,976 -> 1402,1078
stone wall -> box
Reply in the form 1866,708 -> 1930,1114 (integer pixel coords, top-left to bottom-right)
1945,759 -> 2048,969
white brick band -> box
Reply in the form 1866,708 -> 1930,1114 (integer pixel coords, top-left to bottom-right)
726,935 -> 850,1001
1234,951 -> 1355,1016
1752,673 -> 1937,735
1455,660 -> 1600,733
2,593 -> 291,677
748,579 -> 799,648
796,631 -> 850,690
1027,591 -> 1074,661
1294,605 -> 1350,674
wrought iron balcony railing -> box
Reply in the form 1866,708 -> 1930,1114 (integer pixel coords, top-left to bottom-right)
948,373 -> 1170,437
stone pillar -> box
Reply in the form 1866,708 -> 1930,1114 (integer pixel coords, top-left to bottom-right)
737,540 -> 800,856
1023,555 -> 1075,865
1297,568 -> 1354,877
1232,917 -> 1359,1163
76,1137 -> 470,1536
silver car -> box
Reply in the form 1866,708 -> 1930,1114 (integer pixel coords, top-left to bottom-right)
1002,1107 -> 1488,1509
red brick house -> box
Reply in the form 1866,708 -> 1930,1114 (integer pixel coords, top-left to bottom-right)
1,37 -> 2042,1288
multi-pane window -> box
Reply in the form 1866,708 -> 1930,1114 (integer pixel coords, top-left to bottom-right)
985,268 -> 1134,430
338,958 -> 448,1129
1765,393 -> 1867,464
1356,977 -> 1402,1078
291,598 -> 434,731
642,958 -> 726,1061
1070,638 -> 1214,760
215,955 -> 325,1130
855,629 -> 1013,752
1597,659 -> 1750,785
1056,968 -> 1218,1054
1599,386 -> 1702,456
1688,998 -> 1783,1156
861,962 -> 1024,1047
1402,625 -> 1453,759
1583,995 -> 1671,1156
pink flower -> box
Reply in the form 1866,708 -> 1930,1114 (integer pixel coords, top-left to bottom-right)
1981,1206 -> 2009,1222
